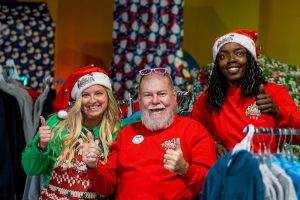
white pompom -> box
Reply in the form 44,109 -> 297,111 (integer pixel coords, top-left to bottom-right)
58,110 -> 68,119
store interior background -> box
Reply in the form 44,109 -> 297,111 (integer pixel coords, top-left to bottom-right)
14,0 -> 300,84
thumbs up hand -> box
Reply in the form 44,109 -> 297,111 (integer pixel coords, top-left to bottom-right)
256,84 -> 279,116
82,131 -> 101,169
163,138 -> 189,176
37,116 -> 51,151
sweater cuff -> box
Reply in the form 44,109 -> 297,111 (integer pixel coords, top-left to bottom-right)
33,141 -> 46,153
87,160 -> 102,176
274,106 -> 286,123
181,164 -> 195,183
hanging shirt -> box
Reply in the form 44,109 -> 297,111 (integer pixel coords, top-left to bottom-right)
201,150 -> 264,200
270,164 -> 297,200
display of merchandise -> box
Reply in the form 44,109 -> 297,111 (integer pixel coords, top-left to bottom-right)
0,2 -> 55,92
110,0 -> 199,100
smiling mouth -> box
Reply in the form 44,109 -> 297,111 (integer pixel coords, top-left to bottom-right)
89,105 -> 100,111
227,67 -> 240,73
150,108 -> 164,113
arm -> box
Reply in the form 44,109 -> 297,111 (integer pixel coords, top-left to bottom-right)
21,134 -> 51,175
262,84 -> 300,128
86,134 -> 120,196
191,92 -> 226,158
180,122 -> 217,193
190,92 -> 208,125
21,114 -> 61,178
273,87 -> 300,128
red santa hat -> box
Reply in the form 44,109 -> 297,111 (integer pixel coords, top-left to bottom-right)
212,29 -> 260,62
52,65 -> 111,119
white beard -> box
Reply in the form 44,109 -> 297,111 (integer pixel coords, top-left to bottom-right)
141,105 -> 175,131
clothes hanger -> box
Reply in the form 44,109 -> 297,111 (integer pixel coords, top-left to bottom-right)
276,128 -> 282,155
228,124 -> 255,166
263,128 -> 274,168
4,59 -> 19,81
0,65 -> 5,81
284,128 -> 296,162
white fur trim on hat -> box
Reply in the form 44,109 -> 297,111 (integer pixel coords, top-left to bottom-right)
212,33 -> 256,62
71,72 -> 112,100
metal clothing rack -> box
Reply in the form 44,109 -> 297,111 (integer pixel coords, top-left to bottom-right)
176,90 -> 194,116
255,127 -> 300,135
117,93 -> 134,118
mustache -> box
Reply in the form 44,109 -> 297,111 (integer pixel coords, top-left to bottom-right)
148,104 -> 165,110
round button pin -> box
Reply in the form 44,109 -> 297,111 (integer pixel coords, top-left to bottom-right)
132,135 -> 144,144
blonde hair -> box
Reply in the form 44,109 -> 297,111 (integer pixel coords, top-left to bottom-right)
52,87 -> 121,169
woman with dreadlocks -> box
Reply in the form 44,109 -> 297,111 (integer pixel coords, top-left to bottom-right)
191,29 -> 300,158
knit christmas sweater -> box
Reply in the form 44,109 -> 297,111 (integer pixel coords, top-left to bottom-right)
88,115 -> 217,200
22,114 -> 117,199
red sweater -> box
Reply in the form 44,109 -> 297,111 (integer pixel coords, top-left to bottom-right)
88,115 -> 216,200
191,82 -> 300,152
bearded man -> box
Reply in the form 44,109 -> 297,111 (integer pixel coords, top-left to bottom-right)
83,68 -> 216,200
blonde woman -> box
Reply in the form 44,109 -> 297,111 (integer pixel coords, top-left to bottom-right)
22,65 -> 121,199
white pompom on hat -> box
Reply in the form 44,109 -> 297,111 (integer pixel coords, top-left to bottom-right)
212,29 -> 260,62
52,65 -> 112,119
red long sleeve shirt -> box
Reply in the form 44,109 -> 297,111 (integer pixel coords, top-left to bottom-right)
88,115 -> 216,199
191,82 -> 300,152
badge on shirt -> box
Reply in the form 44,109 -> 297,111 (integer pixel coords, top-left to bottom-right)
132,135 -> 144,144
245,102 -> 261,120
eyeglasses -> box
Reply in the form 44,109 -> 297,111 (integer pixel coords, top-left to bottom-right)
138,68 -> 170,76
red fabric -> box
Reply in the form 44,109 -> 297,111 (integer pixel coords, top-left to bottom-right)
119,102 -> 140,118
88,115 -> 216,199
191,82 -> 300,152
24,87 -> 40,105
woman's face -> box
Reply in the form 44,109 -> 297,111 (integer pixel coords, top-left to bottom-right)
81,84 -> 108,121
217,42 -> 248,87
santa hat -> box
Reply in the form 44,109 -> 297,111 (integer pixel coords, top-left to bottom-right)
212,29 -> 260,62
52,65 -> 111,119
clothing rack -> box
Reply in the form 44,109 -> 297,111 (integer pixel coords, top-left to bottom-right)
255,127 -> 300,135
176,90 -> 193,111
117,93 -> 134,118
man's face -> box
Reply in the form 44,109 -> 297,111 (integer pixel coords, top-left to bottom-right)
217,42 -> 248,87
138,73 -> 177,131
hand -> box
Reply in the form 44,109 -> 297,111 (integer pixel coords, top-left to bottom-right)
163,138 -> 189,176
215,142 -> 227,158
82,131 -> 101,169
38,116 -> 51,151
256,84 -> 278,116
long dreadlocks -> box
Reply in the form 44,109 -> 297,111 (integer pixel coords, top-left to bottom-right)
205,50 -> 267,115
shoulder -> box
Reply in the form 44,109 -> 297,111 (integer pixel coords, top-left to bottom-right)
175,115 -> 208,131
264,82 -> 289,95
118,121 -> 141,134
264,82 -> 288,91
192,90 -> 209,114
113,122 -> 142,144
195,90 -> 207,103
44,113 -> 63,126
46,113 -> 62,121
174,116 -> 214,146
